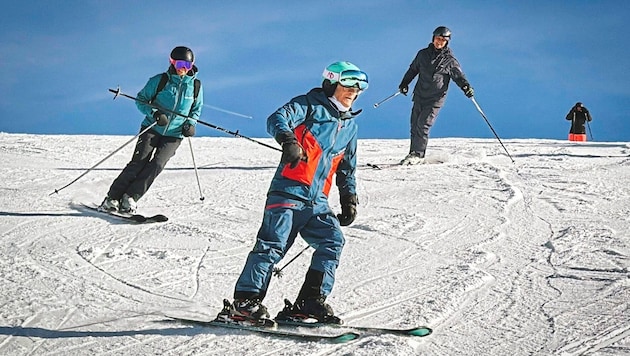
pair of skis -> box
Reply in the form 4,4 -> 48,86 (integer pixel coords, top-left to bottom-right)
167,299 -> 432,343
81,203 -> 168,223
169,316 -> 432,343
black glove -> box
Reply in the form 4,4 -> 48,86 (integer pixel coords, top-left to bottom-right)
462,85 -> 474,98
153,111 -> 169,126
399,84 -> 409,96
337,194 -> 358,226
182,122 -> 195,137
277,131 -> 304,169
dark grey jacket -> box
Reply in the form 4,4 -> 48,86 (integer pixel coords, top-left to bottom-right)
400,43 -> 470,101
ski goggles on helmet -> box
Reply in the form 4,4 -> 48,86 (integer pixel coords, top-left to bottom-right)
324,69 -> 369,90
170,58 -> 194,71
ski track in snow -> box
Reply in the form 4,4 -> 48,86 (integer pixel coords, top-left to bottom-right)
0,133 -> 629,355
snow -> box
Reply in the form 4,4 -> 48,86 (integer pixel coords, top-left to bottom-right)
0,132 -> 629,355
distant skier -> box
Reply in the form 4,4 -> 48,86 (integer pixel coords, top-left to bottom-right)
565,102 -> 592,142
217,61 -> 368,326
398,26 -> 474,165
99,46 -> 203,213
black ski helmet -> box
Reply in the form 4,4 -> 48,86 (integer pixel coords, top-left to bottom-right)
432,26 -> 451,40
170,46 -> 194,62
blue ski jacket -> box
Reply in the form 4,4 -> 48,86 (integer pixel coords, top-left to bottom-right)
266,88 -> 358,207
136,67 -> 203,138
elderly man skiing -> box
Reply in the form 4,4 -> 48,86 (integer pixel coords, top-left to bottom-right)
217,61 -> 368,326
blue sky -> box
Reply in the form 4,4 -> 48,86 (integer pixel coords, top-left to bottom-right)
1,1 -> 628,142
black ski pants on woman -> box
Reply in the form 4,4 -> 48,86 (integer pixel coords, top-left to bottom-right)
107,127 -> 182,201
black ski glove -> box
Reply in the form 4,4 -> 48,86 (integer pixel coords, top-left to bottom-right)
399,84 -> 409,96
182,122 -> 195,137
277,131 -> 304,169
337,194 -> 358,226
462,85 -> 474,98
153,111 -> 169,126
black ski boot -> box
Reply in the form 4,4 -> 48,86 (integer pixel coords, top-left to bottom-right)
275,298 -> 342,325
215,298 -> 275,327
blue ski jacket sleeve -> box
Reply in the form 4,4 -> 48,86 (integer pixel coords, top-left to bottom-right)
136,68 -> 203,138
266,88 -> 358,205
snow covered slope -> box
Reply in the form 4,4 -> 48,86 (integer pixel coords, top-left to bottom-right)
0,133 -> 628,355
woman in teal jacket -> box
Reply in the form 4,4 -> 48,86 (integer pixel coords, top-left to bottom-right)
99,46 -> 203,213
217,61 -> 368,326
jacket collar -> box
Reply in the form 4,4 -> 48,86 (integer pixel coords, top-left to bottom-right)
307,88 -> 362,120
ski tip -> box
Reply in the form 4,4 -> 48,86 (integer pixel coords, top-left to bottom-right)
129,214 -> 147,223
408,327 -> 432,337
152,214 -> 169,222
333,332 -> 360,343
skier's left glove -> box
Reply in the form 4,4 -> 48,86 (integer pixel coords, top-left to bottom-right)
462,85 -> 474,98
337,194 -> 358,226
182,121 -> 195,137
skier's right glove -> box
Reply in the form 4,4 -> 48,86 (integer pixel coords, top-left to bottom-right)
277,131 -> 304,169
399,84 -> 409,96
337,194 -> 358,226
153,111 -> 169,126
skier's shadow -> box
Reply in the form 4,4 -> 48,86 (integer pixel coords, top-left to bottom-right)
0,211 -> 82,218
0,324 -> 203,338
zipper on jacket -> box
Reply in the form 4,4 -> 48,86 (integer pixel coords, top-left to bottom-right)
312,116 -> 344,201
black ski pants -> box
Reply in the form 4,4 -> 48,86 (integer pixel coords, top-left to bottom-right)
107,127 -> 182,201
408,94 -> 445,157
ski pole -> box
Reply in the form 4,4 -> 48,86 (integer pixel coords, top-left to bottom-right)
272,245 -> 310,278
470,97 -> 515,163
586,120 -> 594,141
109,88 -> 281,152
50,122 -> 158,195
187,137 -> 205,201
373,90 -> 402,108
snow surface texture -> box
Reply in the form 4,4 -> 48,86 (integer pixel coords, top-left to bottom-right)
0,133 -> 629,355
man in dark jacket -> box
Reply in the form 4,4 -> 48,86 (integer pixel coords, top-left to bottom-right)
566,102 -> 592,141
398,26 -> 474,165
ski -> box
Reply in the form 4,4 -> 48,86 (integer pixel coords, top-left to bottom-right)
366,162 -> 400,170
275,318 -> 431,337
274,299 -> 432,337
366,159 -> 445,170
167,317 -> 359,343
80,203 -> 168,223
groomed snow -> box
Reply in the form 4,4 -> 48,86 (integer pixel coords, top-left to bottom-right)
0,133 -> 628,355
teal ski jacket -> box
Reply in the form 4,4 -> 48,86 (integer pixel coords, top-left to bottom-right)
136,67 -> 203,138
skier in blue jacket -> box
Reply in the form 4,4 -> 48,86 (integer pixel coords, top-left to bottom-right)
99,46 -> 203,213
217,61 -> 368,325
